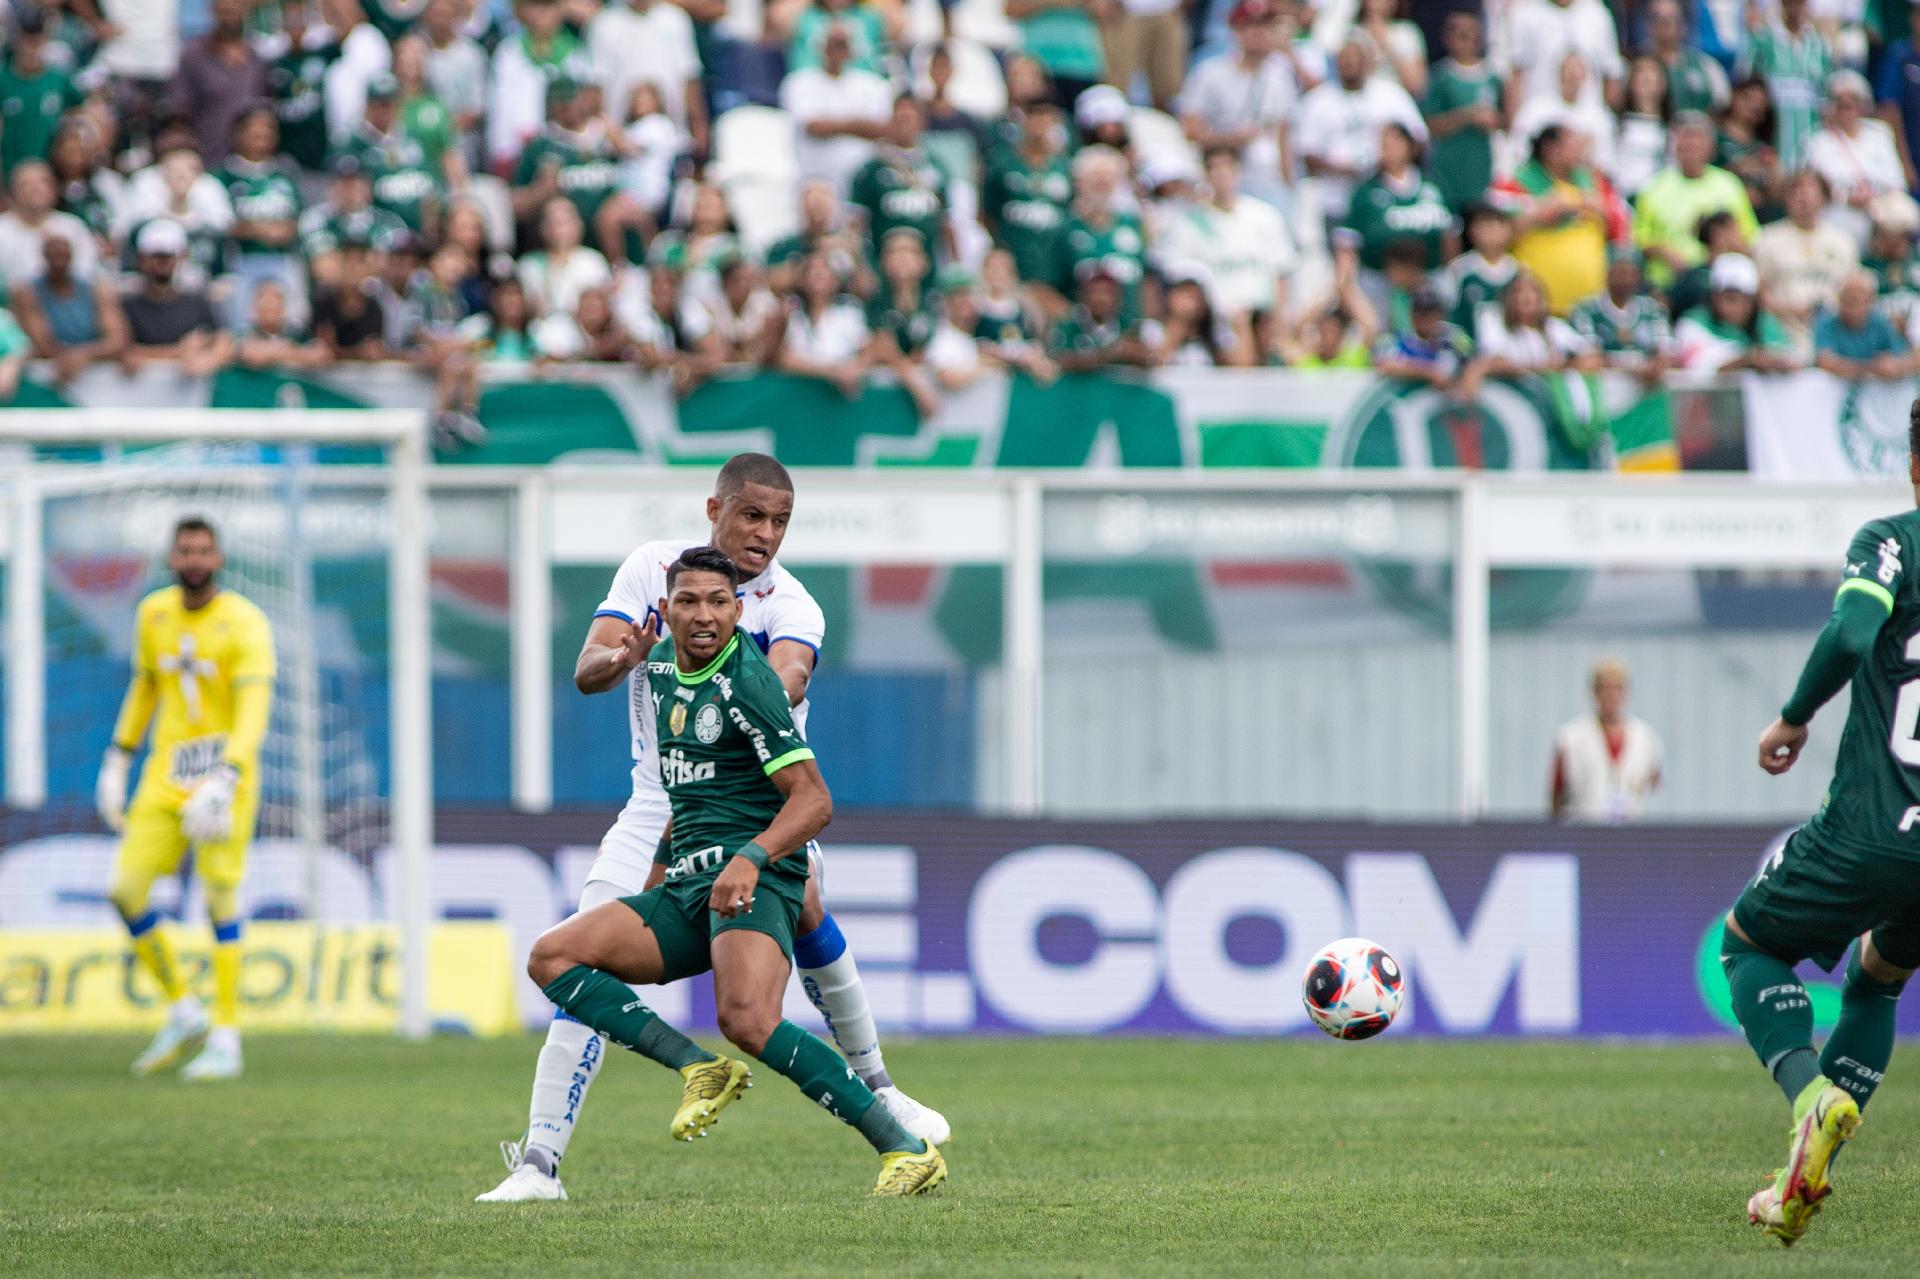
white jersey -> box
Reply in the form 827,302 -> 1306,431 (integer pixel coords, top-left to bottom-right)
596,539 -> 826,820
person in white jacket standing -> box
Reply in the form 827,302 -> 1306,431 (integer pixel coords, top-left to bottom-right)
1550,658 -> 1665,823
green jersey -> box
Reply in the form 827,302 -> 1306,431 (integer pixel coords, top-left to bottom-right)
849,148 -> 948,259
266,36 -> 343,173
1866,252 -> 1920,329
1806,513 -> 1920,855
1663,47 -> 1728,116
0,62 -> 83,176
644,631 -> 815,885
1445,251 -> 1518,335
400,93 -> 456,172
219,158 -> 303,256
1047,306 -> 1144,359
1422,59 -> 1502,213
297,202 -> 411,257
360,0 -> 430,40
1568,292 -> 1671,360
983,148 -> 1073,285
974,299 -> 1035,349
1737,23 -> 1829,172
334,125 -> 439,231
1059,212 -> 1146,313
514,126 -> 624,225
1343,170 -> 1454,271
866,286 -> 941,355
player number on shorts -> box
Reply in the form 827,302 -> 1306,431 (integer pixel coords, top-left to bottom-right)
1891,633 -> 1920,767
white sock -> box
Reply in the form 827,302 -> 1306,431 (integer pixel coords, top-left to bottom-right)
172,995 -> 205,1021
207,1025 -> 240,1053
795,914 -> 888,1087
526,1013 -> 605,1164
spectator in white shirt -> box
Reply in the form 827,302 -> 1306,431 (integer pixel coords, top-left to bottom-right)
1806,71 -> 1908,247
588,0 -> 709,158
422,0 -> 489,162
772,250 -> 871,396
0,161 -> 101,284
1292,36 -> 1425,222
1506,0 -> 1625,113
1508,51 -> 1619,178
1177,0 -> 1302,201
517,196 -> 613,316
1158,146 -> 1299,348
1755,168 -> 1858,353
780,22 -> 893,195
1550,657 -> 1664,824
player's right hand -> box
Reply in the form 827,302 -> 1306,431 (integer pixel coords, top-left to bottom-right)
96,747 -> 131,833
612,613 -> 660,672
1758,718 -> 1809,775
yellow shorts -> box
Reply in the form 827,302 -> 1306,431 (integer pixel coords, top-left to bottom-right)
115,779 -> 262,892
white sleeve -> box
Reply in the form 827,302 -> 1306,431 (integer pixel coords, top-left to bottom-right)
779,70 -> 814,119
670,9 -> 701,82
764,574 -> 827,654
598,542 -> 672,629
327,25 -> 392,145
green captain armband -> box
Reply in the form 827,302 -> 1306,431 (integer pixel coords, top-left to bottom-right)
733,841 -> 771,871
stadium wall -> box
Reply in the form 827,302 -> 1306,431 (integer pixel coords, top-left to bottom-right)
4,813 -> 1907,1038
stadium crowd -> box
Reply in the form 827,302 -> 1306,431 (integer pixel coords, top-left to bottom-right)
4,0 -> 1920,441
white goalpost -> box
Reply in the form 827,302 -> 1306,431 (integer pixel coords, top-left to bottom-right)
0,409 -> 435,1040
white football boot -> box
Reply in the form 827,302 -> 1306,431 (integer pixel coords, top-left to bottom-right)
182,1027 -> 244,1081
874,1086 -> 951,1146
475,1139 -> 568,1202
132,1000 -> 210,1076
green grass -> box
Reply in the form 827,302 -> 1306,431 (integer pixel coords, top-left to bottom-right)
7,1034 -> 1920,1277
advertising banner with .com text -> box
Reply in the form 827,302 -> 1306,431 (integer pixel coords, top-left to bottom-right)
4,812 -> 1900,1037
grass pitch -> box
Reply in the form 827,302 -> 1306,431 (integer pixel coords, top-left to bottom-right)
8,1034 -> 1920,1277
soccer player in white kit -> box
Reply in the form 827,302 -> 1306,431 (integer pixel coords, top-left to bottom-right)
478,453 -> 949,1202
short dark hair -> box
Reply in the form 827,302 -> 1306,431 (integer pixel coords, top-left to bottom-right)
667,545 -> 741,591
1910,397 -> 1920,461
173,515 -> 218,544
1694,209 -> 1737,249
714,452 -> 793,500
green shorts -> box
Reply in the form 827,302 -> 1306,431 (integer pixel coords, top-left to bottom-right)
620,872 -> 807,983
1732,825 -> 1920,972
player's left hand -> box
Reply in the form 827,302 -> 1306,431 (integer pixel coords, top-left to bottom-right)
181,764 -> 239,845
1758,718 -> 1809,776
710,857 -> 761,919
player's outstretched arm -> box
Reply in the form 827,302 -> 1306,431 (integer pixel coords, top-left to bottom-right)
1762,588 -> 1891,774
766,639 -> 817,708
97,641 -> 159,832
709,759 -> 832,919
574,613 -> 659,694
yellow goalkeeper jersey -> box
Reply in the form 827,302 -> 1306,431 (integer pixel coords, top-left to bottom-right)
113,587 -> 276,795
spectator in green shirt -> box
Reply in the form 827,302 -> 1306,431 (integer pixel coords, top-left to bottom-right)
1006,0 -> 1106,105
0,7 -> 86,178
1423,10 -> 1504,214
1643,0 -> 1729,116
1632,112 -> 1759,290
781,0 -> 896,76
1049,258 -> 1155,370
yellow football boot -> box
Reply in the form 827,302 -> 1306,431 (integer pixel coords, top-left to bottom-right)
671,1055 -> 751,1142
1747,1081 -> 1860,1246
873,1143 -> 946,1197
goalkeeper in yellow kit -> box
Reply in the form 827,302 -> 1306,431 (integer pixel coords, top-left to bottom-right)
94,516 -> 275,1081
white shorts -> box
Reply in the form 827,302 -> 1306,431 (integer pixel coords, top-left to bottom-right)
579,789 -> 825,910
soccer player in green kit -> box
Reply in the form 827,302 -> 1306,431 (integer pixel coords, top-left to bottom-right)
1724,403 -> 1920,1244
526,546 -> 947,1197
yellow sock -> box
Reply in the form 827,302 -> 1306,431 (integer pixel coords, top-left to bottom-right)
211,922 -> 243,1028
126,911 -> 187,1002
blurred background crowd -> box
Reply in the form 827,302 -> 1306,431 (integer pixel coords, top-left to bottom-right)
3,0 -> 1920,441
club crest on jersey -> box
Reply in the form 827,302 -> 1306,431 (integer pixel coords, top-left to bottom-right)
668,703 -> 688,737
695,703 -> 723,744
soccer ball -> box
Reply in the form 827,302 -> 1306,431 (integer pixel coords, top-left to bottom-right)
1301,937 -> 1405,1040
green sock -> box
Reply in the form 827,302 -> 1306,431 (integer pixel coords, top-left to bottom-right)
541,965 -> 715,1072
1820,948 -> 1905,1111
1722,929 -> 1820,1106
759,1020 -> 926,1155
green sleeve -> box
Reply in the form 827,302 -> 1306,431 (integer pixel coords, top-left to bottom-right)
512,142 -> 542,188
1755,311 -> 1791,350
1782,523 -> 1903,724
734,660 -> 814,775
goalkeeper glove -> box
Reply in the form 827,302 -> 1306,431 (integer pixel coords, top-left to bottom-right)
181,764 -> 240,845
96,746 -> 132,833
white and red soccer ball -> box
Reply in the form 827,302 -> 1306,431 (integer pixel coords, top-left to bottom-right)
1301,937 -> 1405,1040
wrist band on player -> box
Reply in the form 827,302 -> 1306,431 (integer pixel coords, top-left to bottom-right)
734,842 -> 771,871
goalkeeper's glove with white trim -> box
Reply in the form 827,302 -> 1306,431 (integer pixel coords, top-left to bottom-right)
181,764 -> 240,845
96,746 -> 132,833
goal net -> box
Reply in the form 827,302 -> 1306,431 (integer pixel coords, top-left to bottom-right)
0,411 -> 433,1036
